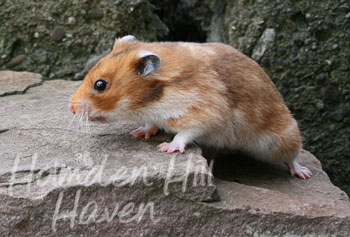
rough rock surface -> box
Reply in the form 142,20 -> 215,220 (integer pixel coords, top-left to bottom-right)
0,71 -> 349,236
0,70 -> 42,96
0,0 -> 168,79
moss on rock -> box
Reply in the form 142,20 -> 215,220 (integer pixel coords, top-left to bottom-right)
0,0 -> 167,79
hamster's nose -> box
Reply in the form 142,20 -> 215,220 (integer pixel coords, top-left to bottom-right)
69,104 -> 76,114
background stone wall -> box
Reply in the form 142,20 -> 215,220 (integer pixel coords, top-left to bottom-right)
0,0 -> 168,79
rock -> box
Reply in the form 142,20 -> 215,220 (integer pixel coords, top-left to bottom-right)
252,28 -> 276,61
35,50 -> 48,64
342,103 -> 350,117
6,55 -> 25,67
87,9 -> 104,19
213,150 -> 350,218
316,73 -> 327,82
305,13 -> 312,20
74,39 -> 83,46
73,72 -> 85,80
323,85 -> 341,109
81,29 -> 93,36
55,67 -> 75,77
0,0 -> 163,77
84,53 -> 108,72
67,16 -> 77,25
0,71 -> 349,235
0,71 -> 42,96
330,109 -> 343,122
51,26 -> 65,41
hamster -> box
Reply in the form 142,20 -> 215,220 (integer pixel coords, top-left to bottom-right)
69,35 -> 312,179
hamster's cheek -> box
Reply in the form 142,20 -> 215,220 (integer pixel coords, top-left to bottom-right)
87,98 -> 133,123
98,110 -> 128,122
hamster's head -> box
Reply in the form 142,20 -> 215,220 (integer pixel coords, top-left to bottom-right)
69,35 -> 162,122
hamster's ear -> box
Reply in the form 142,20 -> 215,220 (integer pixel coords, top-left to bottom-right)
119,35 -> 137,42
135,51 -> 161,77
113,35 -> 137,50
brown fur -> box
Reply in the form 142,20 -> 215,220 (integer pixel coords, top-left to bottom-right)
70,39 -> 302,161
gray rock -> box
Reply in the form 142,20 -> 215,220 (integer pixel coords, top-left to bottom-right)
87,9 -> 104,19
323,85 -> 341,109
74,39 -> 83,46
73,72 -> 85,80
315,73 -> 327,81
0,71 -> 349,236
68,16 -> 77,26
330,109 -> 343,122
55,67 -> 76,77
342,103 -> 350,117
84,53 -> 108,73
51,26 -> 65,41
0,70 -> 42,96
35,50 -> 48,64
6,54 -> 25,67
0,0 -> 165,77
252,28 -> 276,61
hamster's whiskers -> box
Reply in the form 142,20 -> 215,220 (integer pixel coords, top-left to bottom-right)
65,114 -> 77,136
77,111 -> 84,131
85,113 -> 91,136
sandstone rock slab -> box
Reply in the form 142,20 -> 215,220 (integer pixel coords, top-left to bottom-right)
0,70 -> 42,96
0,71 -> 349,236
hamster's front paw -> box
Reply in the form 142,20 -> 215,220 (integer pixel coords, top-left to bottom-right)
131,125 -> 158,139
158,141 -> 185,154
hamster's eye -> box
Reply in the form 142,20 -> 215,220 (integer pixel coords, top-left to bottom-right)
94,80 -> 108,92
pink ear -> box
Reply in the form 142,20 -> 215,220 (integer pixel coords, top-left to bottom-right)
113,35 -> 137,50
120,35 -> 136,41
135,51 -> 161,77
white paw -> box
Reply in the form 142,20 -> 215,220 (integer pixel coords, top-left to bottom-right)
287,160 -> 312,179
158,142 -> 185,154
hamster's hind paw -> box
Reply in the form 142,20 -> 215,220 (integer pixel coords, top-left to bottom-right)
131,125 -> 158,139
158,142 -> 185,154
286,160 -> 312,179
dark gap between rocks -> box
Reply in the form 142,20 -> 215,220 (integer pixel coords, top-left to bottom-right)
151,0 -> 206,42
